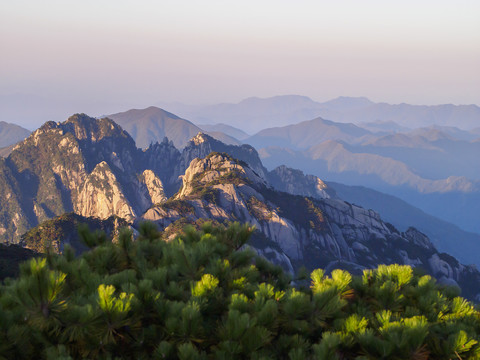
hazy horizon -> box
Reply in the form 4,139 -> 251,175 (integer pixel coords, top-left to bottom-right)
1,0 -> 479,128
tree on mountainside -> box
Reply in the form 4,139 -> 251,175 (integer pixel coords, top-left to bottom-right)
0,222 -> 479,359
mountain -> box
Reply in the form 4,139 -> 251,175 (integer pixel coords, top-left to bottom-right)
106,106 -> 202,149
0,121 -> 30,147
266,165 -> 480,268
248,115 -> 480,233
159,95 -> 326,133
259,143 -> 480,233
267,165 -> 334,200
261,141 -> 479,193
327,181 -> 480,267
247,117 -> 372,150
319,96 -> 374,111
357,120 -> 410,133
140,152 -> 480,299
0,114 -> 168,243
352,134 -> 480,181
318,100 -> 480,130
20,212 -> 127,254
247,115 -> 480,182
0,243 -> 36,280
2,114 -> 480,299
407,125 -> 480,141
0,144 -> 16,157
0,114 -> 267,244
199,131 -> 241,145
107,106 -> 243,148
198,123 -> 250,140
159,95 -> 480,133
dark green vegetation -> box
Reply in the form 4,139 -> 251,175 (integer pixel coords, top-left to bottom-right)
0,243 -> 36,280
20,213 -> 127,254
1,223 -> 480,359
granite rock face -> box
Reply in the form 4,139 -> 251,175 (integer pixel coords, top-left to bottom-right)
268,165 -> 333,199
2,114 -> 480,300
0,115 -> 167,243
140,152 -> 480,300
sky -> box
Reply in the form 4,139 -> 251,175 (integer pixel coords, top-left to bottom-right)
1,0 -> 479,127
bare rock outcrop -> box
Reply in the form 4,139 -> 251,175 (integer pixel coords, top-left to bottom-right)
76,162 -> 136,222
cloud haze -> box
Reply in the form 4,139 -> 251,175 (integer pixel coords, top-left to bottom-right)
1,0 -> 479,127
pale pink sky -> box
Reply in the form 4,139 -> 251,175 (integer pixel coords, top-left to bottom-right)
1,0 -> 479,123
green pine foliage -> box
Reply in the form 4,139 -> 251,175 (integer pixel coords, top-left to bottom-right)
0,222 -> 480,359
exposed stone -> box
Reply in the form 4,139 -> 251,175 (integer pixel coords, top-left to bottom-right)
76,162 -> 136,222
141,170 -> 167,205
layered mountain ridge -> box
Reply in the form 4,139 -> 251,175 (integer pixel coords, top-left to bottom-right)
159,95 -> 480,133
0,115 -> 269,244
141,152 -> 480,300
1,113 -> 480,299
106,106 -> 242,149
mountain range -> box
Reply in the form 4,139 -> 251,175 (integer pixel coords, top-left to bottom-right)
3,104 -> 478,235
252,118 -> 480,233
116,103 -> 479,234
159,95 -> 480,133
1,114 -> 480,300
103,107 -> 480,229
106,106 -> 241,148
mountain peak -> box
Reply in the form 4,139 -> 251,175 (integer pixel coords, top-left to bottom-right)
62,114 -> 127,142
190,132 -> 212,145
107,107 -> 200,149
239,94 -> 316,105
176,152 -> 265,199
119,106 -> 182,120
321,96 -> 374,110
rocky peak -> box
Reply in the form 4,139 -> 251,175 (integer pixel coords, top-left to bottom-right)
404,227 -> 435,250
143,138 -> 184,197
63,114 -> 128,143
268,165 -> 334,199
141,170 -> 167,205
38,121 -> 60,132
191,132 -> 210,145
183,132 -> 268,180
76,161 -> 136,222
176,152 -> 265,198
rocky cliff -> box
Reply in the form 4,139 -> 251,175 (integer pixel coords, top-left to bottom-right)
1,114 -> 479,300
140,152 -> 480,300
0,114 -> 167,243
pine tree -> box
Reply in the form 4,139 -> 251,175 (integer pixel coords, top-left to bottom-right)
0,222 -> 479,359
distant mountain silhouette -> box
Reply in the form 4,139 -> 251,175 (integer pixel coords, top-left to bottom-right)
0,144 -> 16,158
246,117 -> 372,149
159,95 -> 325,133
106,106 -> 241,148
329,181 -> 480,266
159,95 -> 480,133
316,101 -> 480,130
406,125 -> 479,142
357,120 -> 410,133
0,121 -> 30,147
107,106 -> 202,149
258,140 -> 480,233
318,96 -> 374,110
199,123 -> 250,140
